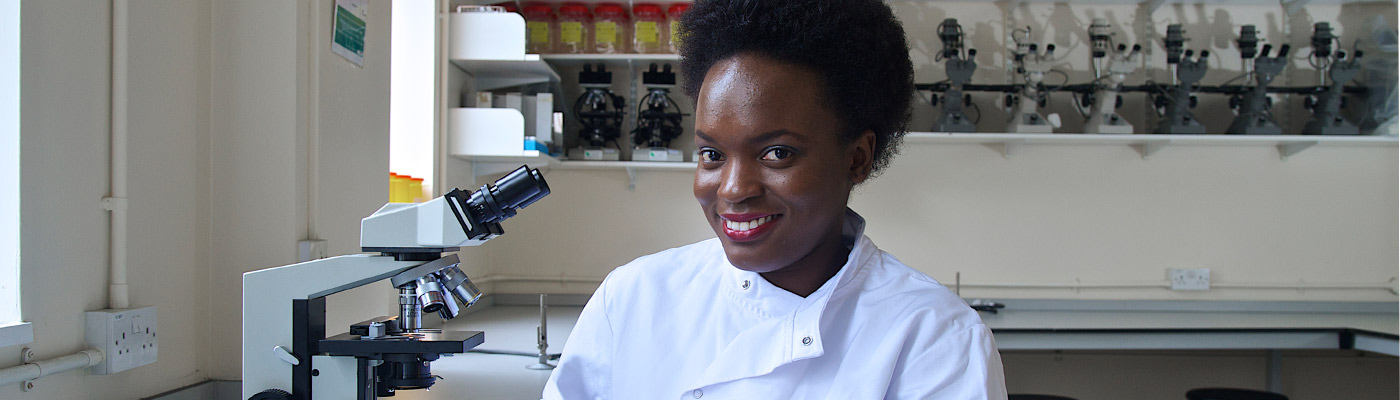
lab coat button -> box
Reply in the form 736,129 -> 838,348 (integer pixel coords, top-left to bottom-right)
691,389 -> 703,398
741,280 -> 750,290
802,336 -> 812,345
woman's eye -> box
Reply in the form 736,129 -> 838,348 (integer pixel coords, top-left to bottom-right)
760,148 -> 791,161
699,149 -> 724,162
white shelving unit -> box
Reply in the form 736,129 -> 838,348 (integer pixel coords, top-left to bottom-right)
904,132 -> 1398,159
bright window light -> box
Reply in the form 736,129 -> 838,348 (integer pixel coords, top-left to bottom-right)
390,0 -> 436,194
1,0 -> 21,325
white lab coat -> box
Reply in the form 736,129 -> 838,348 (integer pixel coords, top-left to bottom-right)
544,210 -> 1007,399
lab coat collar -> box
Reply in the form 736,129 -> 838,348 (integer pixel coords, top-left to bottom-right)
703,209 -> 876,388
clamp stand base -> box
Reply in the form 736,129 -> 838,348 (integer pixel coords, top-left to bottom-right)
526,362 -> 557,370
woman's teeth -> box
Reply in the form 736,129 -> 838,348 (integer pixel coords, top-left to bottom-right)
725,215 -> 775,232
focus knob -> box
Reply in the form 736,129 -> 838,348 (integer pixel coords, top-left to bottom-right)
249,389 -> 293,400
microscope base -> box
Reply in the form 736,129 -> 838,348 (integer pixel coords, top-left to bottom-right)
1006,115 -> 1055,134
1154,116 -> 1207,135
934,112 -> 977,133
632,147 -> 687,162
1085,114 -> 1134,134
570,147 -> 620,161
1302,119 -> 1360,135
1227,115 -> 1282,135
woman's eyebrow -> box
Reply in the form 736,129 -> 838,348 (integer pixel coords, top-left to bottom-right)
693,129 -> 801,144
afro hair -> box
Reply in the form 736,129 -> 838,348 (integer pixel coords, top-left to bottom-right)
678,0 -> 915,176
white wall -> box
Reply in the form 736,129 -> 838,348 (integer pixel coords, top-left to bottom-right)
206,0 -> 397,381
482,1 -> 1399,303
2,0 -> 212,399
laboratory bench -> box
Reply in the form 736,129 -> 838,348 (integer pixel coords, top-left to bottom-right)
394,298 -> 1397,399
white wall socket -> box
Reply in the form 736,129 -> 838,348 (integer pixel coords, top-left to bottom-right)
1168,268 -> 1211,291
85,306 -> 158,374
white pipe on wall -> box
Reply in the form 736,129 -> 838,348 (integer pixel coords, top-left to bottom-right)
0,349 -> 104,388
104,0 -> 130,310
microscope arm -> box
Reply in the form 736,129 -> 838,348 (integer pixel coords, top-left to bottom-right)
243,255 -> 428,399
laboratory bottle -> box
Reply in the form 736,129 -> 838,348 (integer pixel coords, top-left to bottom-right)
523,4 -> 556,54
667,3 -> 689,54
593,3 -> 630,54
632,4 -> 666,54
558,3 -> 592,54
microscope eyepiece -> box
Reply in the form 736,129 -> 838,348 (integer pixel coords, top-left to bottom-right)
460,166 -> 551,227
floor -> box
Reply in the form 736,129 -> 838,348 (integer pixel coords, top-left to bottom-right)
394,305 -> 584,400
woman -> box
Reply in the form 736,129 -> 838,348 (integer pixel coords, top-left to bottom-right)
544,0 -> 1006,398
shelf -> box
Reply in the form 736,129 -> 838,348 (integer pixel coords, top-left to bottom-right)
450,57 -> 561,92
540,53 -> 681,68
904,132 -> 1398,159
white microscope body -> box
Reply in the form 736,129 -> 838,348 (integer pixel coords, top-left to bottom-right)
242,166 -> 549,400
1005,28 -> 1061,134
1085,44 -> 1142,134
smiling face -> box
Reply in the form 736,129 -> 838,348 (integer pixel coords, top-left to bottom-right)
693,53 -> 875,294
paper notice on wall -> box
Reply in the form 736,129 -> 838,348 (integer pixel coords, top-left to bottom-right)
332,0 -> 368,67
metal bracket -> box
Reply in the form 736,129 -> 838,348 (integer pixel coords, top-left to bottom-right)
1278,141 -> 1319,160
1132,140 -> 1172,159
21,347 -> 36,391
984,139 -> 1026,159
625,167 -> 637,191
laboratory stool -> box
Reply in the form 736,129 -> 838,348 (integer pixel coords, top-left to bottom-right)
1008,395 -> 1077,400
1186,388 -> 1288,400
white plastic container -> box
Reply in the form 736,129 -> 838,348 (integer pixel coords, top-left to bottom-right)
450,6 -> 527,60
449,108 -> 528,157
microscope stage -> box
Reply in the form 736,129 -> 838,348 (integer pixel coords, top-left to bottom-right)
321,330 -> 485,356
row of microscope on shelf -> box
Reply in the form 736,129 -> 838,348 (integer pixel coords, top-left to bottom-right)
927,18 -> 1394,135
470,19 -> 1392,163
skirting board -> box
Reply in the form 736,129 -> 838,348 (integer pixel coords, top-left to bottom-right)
144,380 -> 240,400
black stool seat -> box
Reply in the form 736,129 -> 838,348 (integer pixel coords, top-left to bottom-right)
1186,388 -> 1289,400
1009,395 -> 1077,400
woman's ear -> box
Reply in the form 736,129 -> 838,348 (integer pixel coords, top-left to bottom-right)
848,130 -> 876,186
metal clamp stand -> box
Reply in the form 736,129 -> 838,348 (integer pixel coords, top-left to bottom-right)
1227,44 -> 1291,135
526,294 -> 556,370
1004,27 -> 1060,134
1153,24 -> 1209,134
933,18 -> 978,133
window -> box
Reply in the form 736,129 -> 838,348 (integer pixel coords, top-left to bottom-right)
389,0 -> 436,194
0,0 -> 29,348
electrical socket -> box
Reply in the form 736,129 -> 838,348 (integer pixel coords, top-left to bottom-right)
85,306 -> 158,374
1169,268 -> 1211,291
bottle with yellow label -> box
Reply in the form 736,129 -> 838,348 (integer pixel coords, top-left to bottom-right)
592,3 -> 629,54
557,3 -> 592,54
523,4 -> 556,54
667,3 -> 688,54
632,4 -> 666,54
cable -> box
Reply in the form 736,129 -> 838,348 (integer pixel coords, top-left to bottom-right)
467,349 -> 562,360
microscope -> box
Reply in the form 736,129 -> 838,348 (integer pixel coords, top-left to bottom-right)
1226,39 -> 1291,135
1083,19 -> 1141,134
1153,24 -> 1210,134
631,63 -> 689,161
1303,22 -> 1364,135
571,63 -> 625,161
1005,27 -> 1060,134
931,18 -> 978,133
243,166 -> 551,400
